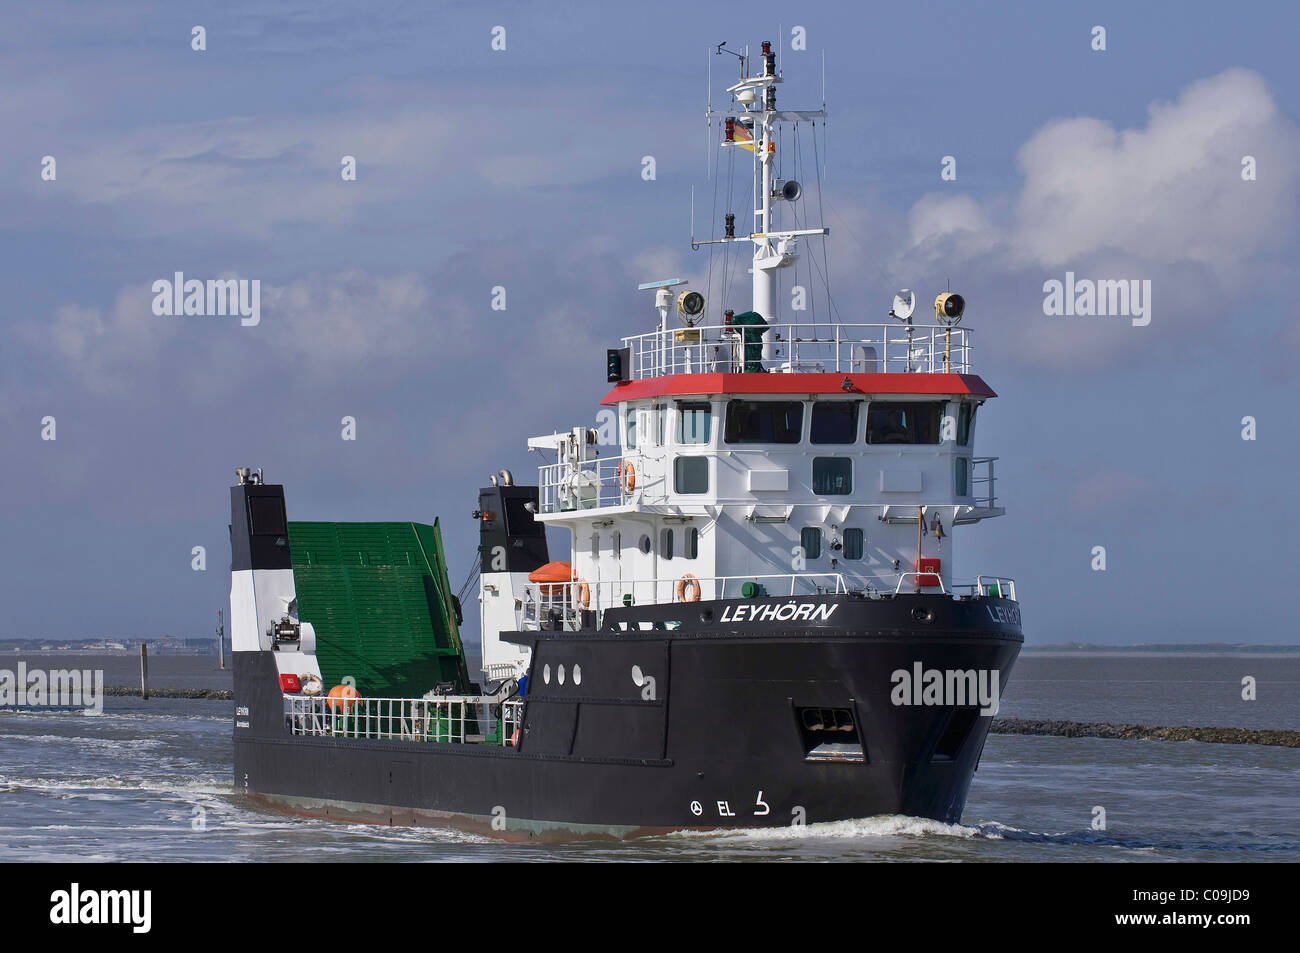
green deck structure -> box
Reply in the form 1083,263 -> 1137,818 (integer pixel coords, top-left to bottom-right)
287,521 -> 472,698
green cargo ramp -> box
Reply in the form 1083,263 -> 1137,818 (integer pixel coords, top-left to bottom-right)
287,520 -> 471,698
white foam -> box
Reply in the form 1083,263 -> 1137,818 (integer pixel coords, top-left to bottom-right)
670,814 -> 984,842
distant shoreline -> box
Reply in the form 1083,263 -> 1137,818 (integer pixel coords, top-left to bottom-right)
5,645 -> 1300,657
1019,644 -> 1300,655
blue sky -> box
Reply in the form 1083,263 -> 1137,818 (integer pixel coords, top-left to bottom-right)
2,1 -> 1299,646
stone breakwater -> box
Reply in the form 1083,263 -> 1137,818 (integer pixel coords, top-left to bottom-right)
991,718 -> 1300,748
104,686 -> 232,699
93,691 -> 1300,747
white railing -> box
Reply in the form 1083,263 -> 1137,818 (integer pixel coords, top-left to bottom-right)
519,572 -> 848,629
521,569 -> 1015,625
283,694 -> 523,747
917,576 -> 1019,601
483,662 -> 521,682
974,575 -> 1017,601
539,456 -> 1003,516
971,456 -> 998,508
894,571 -> 947,594
621,323 -> 973,380
538,454 -> 645,514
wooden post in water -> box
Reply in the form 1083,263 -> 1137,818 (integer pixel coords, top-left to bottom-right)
217,609 -> 226,671
139,642 -> 150,700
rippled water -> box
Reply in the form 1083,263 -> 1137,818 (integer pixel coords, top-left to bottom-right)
1,654 -> 1297,861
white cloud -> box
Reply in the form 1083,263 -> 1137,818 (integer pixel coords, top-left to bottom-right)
906,70 -> 1300,277
260,270 -> 443,366
895,68 -> 1300,365
36,283 -> 176,397
8,80 -> 678,239
907,193 -> 996,254
1009,69 -> 1297,276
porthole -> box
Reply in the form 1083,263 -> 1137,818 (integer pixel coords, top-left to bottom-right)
639,534 -> 652,555
699,607 -> 715,623
543,663 -> 551,684
912,606 -> 934,624
558,664 -> 566,685
573,664 -> 583,685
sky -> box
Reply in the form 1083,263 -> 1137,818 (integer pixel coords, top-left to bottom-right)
2,0 -> 1299,647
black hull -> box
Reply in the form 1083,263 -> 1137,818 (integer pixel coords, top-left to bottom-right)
234,593 -> 1023,840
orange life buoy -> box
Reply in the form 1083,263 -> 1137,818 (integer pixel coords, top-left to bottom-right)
510,725 -> 520,746
572,577 -> 591,609
676,573 -> 701,602
617,461 -> 636,493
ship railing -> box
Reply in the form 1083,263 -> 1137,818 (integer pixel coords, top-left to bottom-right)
539,454 -> 1003,517
894,572 -> 948,594
621,323 -> 972,380
537,453 -> 647,514
972,575 -> 1017,600
283,694 -> 523,747
483,661 -> 522,682
970,457 -> 998,508
898,574 -> 1019,601
517,572 -> 847,630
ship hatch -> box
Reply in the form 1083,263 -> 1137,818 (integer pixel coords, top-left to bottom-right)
796,706 -> 867,763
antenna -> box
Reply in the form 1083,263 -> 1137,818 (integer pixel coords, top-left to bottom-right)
890,289 -> 916,321
715,40 -> 744,79
706,47 -> 712,179
889,289 -> 917,373
701,40 -> 828,351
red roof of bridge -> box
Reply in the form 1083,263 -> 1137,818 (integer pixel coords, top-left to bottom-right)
600,372 -> 996,405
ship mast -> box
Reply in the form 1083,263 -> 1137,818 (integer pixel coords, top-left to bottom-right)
703,40 -> 829,362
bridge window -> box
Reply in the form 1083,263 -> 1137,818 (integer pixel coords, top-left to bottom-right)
724,400 -> 803,444
810,401 -> 860,444
866,401 -> 944,444
685,526 -> 699,559
843,528 -> 864,560
660,528 -> 674,560
249,496 -> 287,535
504,497 -> 545,538
957,403 -> 975,446
800,527 -> 822,560
677,402 -> 712,445
955,457 -> 970,497
624,408 -> 637,450
674,456 -> 709,494
812,457 -> 852,495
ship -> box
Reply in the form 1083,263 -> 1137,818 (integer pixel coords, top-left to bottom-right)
229,41 -> 1023,840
